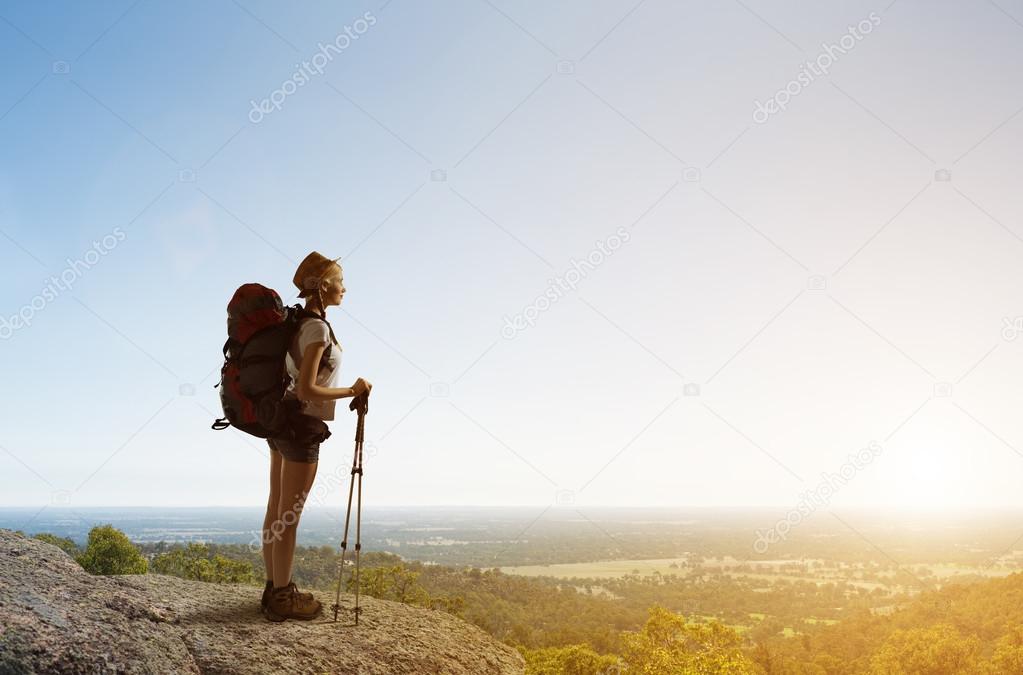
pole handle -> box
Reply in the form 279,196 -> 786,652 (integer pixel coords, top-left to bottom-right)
349,391 -> 369,415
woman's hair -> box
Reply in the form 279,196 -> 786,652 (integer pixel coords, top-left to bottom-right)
303,262 -> 342,315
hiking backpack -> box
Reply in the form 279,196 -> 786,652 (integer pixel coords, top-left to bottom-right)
210,283 -> 334,441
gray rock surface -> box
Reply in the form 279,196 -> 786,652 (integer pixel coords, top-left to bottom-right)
0,529 -> 525,674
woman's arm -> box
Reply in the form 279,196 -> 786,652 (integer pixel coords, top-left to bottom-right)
294,342 -> 361,403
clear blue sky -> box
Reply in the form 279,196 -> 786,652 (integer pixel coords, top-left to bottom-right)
2,0 -> 1022,512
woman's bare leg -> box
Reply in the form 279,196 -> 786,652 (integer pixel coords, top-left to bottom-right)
271,457 -> 318,589
262,448 -> 283,582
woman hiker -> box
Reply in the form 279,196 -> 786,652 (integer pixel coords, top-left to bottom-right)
260,251 -> 372,621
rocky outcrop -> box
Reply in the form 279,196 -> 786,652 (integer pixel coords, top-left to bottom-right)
0,529 -> 524,674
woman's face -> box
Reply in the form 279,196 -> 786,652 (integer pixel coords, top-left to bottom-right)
320,266 -> 346,306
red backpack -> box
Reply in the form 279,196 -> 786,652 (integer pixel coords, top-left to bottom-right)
210,283 -> 333,442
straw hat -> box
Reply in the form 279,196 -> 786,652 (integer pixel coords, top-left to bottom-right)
293,251 -> 341,298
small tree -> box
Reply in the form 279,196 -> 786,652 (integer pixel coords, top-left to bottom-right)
517,644 -> 621,675
210,553 -> 256,584
429,594 -> 466,617
869,624 -> 982,674
354,564 -> 431,607
76,525 -> 147,575
620,606 -> 760,674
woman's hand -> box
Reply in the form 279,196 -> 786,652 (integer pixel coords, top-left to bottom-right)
351,377 -> 372,398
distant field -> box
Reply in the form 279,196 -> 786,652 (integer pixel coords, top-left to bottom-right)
925,563 -> 1019,579
498,557 -> 689,579
497,556 -> 1022,588
497,556 -> 814,579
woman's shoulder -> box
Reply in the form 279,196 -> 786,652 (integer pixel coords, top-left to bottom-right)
297,317 -> 330,345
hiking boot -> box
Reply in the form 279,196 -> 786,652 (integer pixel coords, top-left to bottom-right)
261,580 -> 314,613
265,583 -> 322,621
287,581 -> 315,602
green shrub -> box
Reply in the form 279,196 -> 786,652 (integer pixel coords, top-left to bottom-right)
75,525 -> 147,575
355,564 -> 431,607
517,644 -> 621,675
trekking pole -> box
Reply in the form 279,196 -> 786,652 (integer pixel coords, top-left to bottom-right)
332,391 -> 369,624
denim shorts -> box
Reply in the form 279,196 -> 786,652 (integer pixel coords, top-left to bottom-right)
267,436 -> 320,464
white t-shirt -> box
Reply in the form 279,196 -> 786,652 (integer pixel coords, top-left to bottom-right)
284,319 -> 342,421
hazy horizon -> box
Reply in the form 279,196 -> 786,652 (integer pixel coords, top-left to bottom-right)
10,504 -> 1023,513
